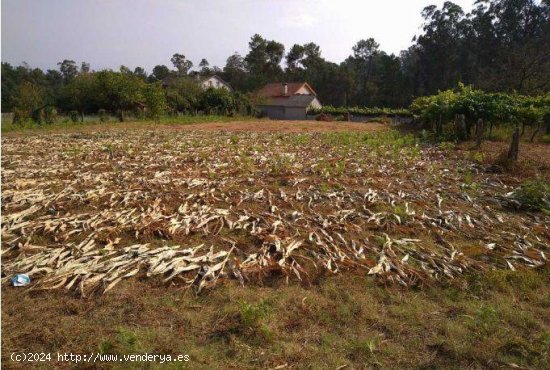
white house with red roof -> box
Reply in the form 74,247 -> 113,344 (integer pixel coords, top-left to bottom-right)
256,82 -> 322,120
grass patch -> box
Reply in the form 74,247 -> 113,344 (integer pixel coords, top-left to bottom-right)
512,179 -> 550,213
1,114 -> 257,133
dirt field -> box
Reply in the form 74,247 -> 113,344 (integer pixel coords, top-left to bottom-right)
2,122 -> 549,368
175,120 -> 388,132
2,119 -> 389,137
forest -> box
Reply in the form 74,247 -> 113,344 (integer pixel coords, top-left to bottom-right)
1,0 -> 549,121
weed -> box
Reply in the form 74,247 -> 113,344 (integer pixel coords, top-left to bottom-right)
290,134 -> 310,146
471,305 -> 499,334
237,299 -> 274,344
239,299 -> 272,328
334,160 -> 346,176
439,141 -> 456,151
347,337 -> 377,361
116,327 -> 141,353
463,169 -> 474,185
512,179 -> 550,212
98,340 -> 115,354
393,204 -> 414,223
102,143 -> 114,154
472,151 -> 485,163
271,154 -> 292,175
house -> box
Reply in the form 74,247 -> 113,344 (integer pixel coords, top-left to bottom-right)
255,82 -> 322,120
198,75 -> 233,91
162,74 -> 233,91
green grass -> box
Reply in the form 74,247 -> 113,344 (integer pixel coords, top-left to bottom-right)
512,179 -> 550,213
6,266 -> 547,368
1,114 -> 257,133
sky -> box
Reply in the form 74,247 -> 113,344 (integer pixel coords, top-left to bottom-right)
1,0 -> 475,73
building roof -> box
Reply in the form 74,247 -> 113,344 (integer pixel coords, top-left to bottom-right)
256,82 -> 317,98
258,95 -> 318,108
198,75 -> 233,90
161,74 -> 233,90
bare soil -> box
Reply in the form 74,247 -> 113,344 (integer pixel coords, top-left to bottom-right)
174,120 -> 388,132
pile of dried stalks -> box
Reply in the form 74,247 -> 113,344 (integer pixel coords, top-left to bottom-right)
2,130 -> 548,295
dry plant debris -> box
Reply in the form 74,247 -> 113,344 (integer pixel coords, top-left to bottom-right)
1,130 -> 548,295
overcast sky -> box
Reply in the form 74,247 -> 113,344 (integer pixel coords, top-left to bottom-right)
1,0 -> 475,73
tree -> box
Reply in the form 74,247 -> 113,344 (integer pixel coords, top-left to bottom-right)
286,44 -> 305,72
80,62 -> 91,73
346,38 -> 382,106
133,67 -> 148,80
165,77 -> 203,113
223,52 -> 248,91
119,65 -> 133,74
2,62 -> 20,112
352,38 -> 380,61
171,53 -> 193,75
60,72 -> 98,121
13,81 -> 46,123
469,0 -> 550,93
150,65 -> 171,81
199,87 -> 235,115
57,60 -> 78,82
199,58 -> 211,75
244,34 -> 284,88
415,2 -> 470,93
96,71 -> 145,121
143,83 -> 167,121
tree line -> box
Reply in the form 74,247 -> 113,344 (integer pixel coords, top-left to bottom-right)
2,0 -> 549,122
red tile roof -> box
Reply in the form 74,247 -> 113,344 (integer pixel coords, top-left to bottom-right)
256,82 -> 317,98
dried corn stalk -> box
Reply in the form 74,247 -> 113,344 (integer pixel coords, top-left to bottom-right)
1,130 -> 548,295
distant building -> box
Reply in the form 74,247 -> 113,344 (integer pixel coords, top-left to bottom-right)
255,82 -> 322,120
162,74 -> 233,91
198,75 -> 233,91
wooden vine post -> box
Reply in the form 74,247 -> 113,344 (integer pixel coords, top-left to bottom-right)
508,126 -> 520,161
475,118 -> 484,148
455,114 -> 466,142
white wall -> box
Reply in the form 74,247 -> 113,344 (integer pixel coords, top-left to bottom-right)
201,77 -> 230,90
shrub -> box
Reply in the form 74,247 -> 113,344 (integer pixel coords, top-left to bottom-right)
409,84 -> 549,141
239,300 -> 272,328
143,83 -> 167,121
98,109 -> 107,122
198,88 -> 235,115
69,110 -> 80,123
31,108 -> 44,124
512,180 -> 550,213
309,106 -> 412,118
44,106 -> 57,124
316,113 -> 333,122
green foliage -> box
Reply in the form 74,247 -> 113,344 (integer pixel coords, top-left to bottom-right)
143,83 -> 166,121
410,84 -> 549,143
410,84 -> 548,127
98,109 -> 107,122
309,105 -> 412,118
44,106 -> 57,124
69,110 -> 79,123
60,72 -> 98,115
96,71 -> 144,115
12,81 -> 46,123
512,180 -> 550,213
239,299 -> 272,328
165,77 -> 202,113
199,87 -> 236,115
